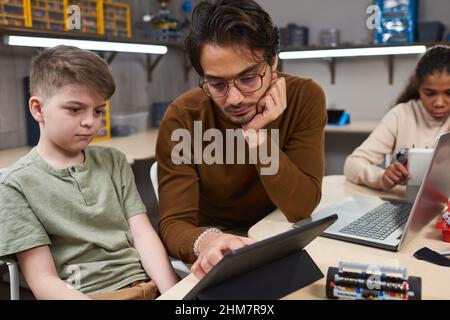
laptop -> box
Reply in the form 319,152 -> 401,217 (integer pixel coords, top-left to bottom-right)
183,214 -> 338,300
293,131 -> 450,251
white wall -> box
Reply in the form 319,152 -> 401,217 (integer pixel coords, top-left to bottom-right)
257,0 -> 450,174
282,57 -> 418,120
258,0 -> 450,120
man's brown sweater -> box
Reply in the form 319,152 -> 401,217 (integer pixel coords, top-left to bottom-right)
156,73 -> 327,263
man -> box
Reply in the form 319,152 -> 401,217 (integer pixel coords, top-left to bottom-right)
156,0 -> 327,279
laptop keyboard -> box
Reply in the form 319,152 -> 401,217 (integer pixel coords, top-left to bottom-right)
339,200 -> 413,240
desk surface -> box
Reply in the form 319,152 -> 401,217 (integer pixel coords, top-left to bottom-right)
0,129 -> 159,168
158,176 -> 450,300
325,119 -> 379,134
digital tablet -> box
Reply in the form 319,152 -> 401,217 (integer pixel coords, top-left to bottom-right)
183,214 -> 338,300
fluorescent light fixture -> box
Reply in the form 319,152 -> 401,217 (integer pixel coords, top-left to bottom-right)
279,45 -> 426,60
6,35 -> 168,54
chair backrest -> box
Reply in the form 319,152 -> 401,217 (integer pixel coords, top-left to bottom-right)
0,167 -> 20,300
150,161 -> 158,201
148,162 -> 191,277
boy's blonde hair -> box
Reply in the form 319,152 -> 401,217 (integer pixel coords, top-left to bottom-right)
30,45 -> 115,99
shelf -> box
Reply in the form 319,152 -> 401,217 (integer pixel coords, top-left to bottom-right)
32,18 -> 63,24
280,42 -> 428,58
279,41 -> 449,85
104,3 -> 128,8
31,6 -> 63,13
104,17 -> 127,22
0,26 -> 187,82
105,26 -> 127,31
0,13 -> 25,19
0,25 -> 184,48
80,14 -> 98,19
2,3 -> 24,9
279,41 -> 450,56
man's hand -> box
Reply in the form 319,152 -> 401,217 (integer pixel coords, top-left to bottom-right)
242,72 -> 287,131
191,232 -> 255,279
382,162 -> 410,189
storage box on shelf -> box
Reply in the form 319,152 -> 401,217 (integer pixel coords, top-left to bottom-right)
376,0 -> 418,44
29,0 -> 64,31
417,22 -> 446,42
0,0 -> 30,27
65,0 -> 101,34
103,0 -> 130,38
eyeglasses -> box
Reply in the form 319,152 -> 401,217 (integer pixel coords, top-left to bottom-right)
200,64 -> 268,98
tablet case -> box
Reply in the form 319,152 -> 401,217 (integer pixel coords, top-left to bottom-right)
184,214 -> 337,300
193,249 -> 323,300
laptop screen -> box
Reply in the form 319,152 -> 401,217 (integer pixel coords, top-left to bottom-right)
401,131 -> 450,247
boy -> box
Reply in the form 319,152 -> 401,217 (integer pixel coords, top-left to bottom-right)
156,0 -> 326,279
0,45 -> 178,299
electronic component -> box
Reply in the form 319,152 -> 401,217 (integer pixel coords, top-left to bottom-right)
396,147 -> 409,166
435,198 -> 450,242
326,261 -> 421,300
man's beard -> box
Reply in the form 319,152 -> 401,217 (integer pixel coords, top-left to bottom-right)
222,103 -> 257,125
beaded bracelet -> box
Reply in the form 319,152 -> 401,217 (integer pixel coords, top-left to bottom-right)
193,227 -> 222,256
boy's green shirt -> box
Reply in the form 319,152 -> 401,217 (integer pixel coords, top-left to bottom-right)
0,146 -> 148,294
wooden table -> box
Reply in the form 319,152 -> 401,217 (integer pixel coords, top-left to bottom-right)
0,129 -> 159,167
325,119 -> 379,134
158,176 -> 450,300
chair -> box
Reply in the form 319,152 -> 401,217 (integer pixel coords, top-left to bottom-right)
0,167 -> 20,300
150,161 -> 159,202
1,259 -> 20,300
149,161 -> 191,278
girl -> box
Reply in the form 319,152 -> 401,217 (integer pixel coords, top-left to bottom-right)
344,45 -> 450,190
